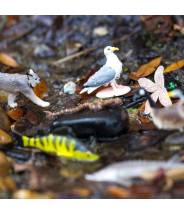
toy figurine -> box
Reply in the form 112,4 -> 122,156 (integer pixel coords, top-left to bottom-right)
13,131 -> 99,162
0,69 -> 50,108
138,65 -> 172,114
85,158 -> 184,187
80,46 -> 130,98
134,88 -> 184,132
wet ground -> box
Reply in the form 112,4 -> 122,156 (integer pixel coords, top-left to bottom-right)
1,15 -> 184,198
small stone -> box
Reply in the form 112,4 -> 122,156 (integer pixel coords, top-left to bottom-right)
51,107 -> 129,139
34,44 -> 55,58
0,129 -> 12,145
66,42 -> 82,55
63,81 -> 76,95
93,26 -> 108,37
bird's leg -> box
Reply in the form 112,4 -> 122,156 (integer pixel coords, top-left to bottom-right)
110,82 -> 119,92
114,81 -> 120,88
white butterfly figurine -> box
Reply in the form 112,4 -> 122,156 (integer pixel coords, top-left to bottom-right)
138,65 -> 172,114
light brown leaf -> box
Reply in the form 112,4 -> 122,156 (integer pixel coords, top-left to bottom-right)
0,52 -> 20,68
164,59 -> 184,73
129,57 -> 162,80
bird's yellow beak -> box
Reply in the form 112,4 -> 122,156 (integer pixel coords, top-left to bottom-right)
111,47 -> 119,52
168,91 -> 174,98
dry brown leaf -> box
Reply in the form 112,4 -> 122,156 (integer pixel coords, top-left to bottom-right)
106,186 -> 130,198
164,59 -> 184,73
72,187 -> 92,197
0,52 -> 20,68
33,80 -> 48,98
0,129 -> 12,145
129,57 -> 162,80
7,107 -> 24,121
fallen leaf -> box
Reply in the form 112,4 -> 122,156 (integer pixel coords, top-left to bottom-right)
129,57 -> 162,80
13,189 -> 54,199
0,108 -> 11,131
72,187 -> 92,197
141,16 -> 174,41
0,52 -> 20,68
25,110 -> 39,125
0,129 -> 12,145
33,80 -> 48,98
0,151 -> 12,177
7,107 -> 24,121
164,59 -> 184,73
106,186 -> 130,198
129,184 -> 156,198
0,176 -> 16,191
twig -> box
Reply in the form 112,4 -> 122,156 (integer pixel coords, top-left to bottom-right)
51,26 -> 141,66
44,98 -> 123,119
52,47 -> 95,66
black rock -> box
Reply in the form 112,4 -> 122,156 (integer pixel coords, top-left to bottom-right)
50,107 -> 129,140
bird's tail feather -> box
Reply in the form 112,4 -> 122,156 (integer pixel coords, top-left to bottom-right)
80,87 -> 88,94
80,86 -> 99,94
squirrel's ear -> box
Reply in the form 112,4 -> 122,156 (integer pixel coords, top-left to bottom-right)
28,69 -> 35,76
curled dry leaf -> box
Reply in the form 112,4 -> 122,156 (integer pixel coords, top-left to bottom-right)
129,57 -> 162,80
0,52 -> 20,68
0,176 -> 16,192
72,187 -> 92,197
13,189 -> 54,199
0,129 -> 12,145
164,59 -> 184,74
0,108 -> 11,131
106,186 -> 130,198
0,151 -> 12,177
7,107 -> 24,121
33,80 -> 48,98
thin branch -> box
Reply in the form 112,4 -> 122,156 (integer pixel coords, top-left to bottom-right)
51,26 -> 141,67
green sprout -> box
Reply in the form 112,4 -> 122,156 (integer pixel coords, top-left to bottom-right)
168,81 -> 177,90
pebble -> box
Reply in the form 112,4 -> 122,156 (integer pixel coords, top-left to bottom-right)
165,133 -> 184,145
66,41 -> 82,55
33,44 -> 55,58
93,26 -> 108,37
51,107 -> 129,140
63,81 -> 76,95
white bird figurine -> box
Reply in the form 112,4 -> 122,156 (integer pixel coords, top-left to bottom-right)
80,46 -> 130,97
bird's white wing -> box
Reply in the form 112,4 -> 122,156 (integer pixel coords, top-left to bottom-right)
84,66 -> 116,87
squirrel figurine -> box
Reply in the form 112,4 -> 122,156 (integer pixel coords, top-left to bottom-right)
0,69 -> 50,108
